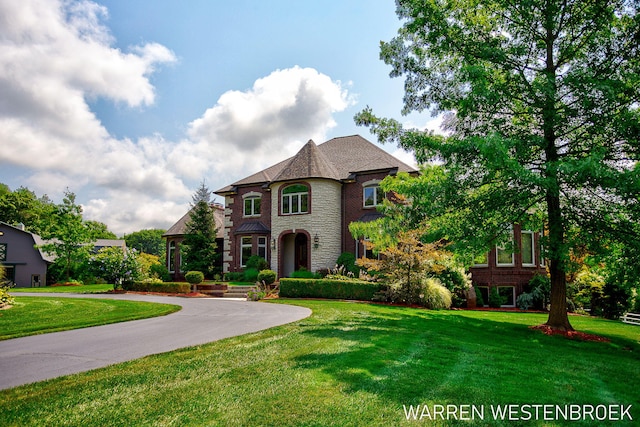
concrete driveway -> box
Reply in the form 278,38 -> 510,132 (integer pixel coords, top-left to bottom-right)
0,293 -> 311,390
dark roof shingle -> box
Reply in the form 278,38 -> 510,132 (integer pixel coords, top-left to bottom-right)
215,134 -> 416,194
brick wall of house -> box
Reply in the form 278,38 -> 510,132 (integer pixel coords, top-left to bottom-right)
223,184 -> 272,273
341,171 -> 392,257
469,224 -> 547,305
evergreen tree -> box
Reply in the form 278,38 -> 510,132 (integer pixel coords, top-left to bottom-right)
356,0 -> 640,331
181,182 -> 218,278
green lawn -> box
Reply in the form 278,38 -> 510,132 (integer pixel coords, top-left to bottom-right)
0,297 -> 180,340
1,300 -> 638,426
10,283 -> 115,293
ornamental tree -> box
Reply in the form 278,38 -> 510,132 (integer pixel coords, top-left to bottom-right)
356,0 -> 640,331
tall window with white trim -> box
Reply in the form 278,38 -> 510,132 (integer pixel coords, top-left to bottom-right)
521,230 -> 535,266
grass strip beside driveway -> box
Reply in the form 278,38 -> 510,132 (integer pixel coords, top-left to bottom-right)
0,297 -> 181,340
1,300 -> 638,426
10,284 -> 116,294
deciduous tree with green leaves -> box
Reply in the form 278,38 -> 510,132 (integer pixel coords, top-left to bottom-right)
356,0 -> 640,331
39,190 -> 94,282
181,182 -> 219,278
124,229 -> 167,257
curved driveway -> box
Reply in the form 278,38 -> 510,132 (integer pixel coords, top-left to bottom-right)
0,293 -> 311,390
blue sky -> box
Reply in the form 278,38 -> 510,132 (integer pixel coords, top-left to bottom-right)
0,0 -> 438,235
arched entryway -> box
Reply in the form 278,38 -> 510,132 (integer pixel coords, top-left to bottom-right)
280,231 -> 309,278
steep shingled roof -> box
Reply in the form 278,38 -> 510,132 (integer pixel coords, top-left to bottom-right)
271,139 -> 341,182
215,135 -> 416,194
163,204 -> 225,238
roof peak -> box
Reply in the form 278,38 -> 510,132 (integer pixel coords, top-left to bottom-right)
271,138 -> 341,183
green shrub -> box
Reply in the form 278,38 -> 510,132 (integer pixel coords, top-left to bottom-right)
246,256 -> 269,271
125,282 -> 191,293
280,278 -> 382,300
185,271 -> 204,284
243,268 -> 259,282
488,287 -> 504,308
336,252 -> 358,275
601,281 -> 631,319
290,268 -> 319,279
430,261 -> 471,308
257,269 -> 276,285
516,292 -> 534,310
224,271 -> 244,281
474,287 -> 485,307
149,263 -> 171,282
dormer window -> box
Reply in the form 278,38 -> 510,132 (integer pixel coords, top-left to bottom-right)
282,184 -> 309,215
363,185 -> 384,207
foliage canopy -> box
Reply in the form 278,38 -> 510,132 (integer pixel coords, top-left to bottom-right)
355,0 -> 640,330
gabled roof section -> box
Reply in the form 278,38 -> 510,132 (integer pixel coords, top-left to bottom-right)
0,222 -> 55,263
214,134 -> 417,194
271,139 -> 341,183
318,135 -> 416,176
163,204 -> 225,239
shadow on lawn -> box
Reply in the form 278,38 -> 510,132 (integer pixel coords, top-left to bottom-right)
292,303 -> 640,409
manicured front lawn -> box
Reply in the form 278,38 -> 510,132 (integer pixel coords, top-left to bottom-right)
10,283 -> 115,293
0,297 -> 180,340
1,300 -> 638,426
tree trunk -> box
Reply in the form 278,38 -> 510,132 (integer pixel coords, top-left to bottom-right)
541,15 -> 573,332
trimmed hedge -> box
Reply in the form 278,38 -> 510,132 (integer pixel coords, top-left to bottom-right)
124,282 -> 192,293
279,278 -> 382,301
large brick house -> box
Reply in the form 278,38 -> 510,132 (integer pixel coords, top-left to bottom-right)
214,134 -> 547,307
214,135 -> 417,278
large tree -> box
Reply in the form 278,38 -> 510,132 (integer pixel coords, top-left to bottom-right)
124,229 -> 167,257
356,0 -> 640,331
0,185 -> 55,235
181,182 -> 219,278
39,190 -> 94,281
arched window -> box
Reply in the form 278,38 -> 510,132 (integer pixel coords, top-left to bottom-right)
281,184 -> 309,214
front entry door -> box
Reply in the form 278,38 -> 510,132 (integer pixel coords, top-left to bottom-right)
294,233 -> 308,271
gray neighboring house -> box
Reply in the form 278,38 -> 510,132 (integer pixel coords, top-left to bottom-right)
0,222 -> 127,288
0,222 -> 53,288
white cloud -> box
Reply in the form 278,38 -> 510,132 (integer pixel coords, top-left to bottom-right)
0,1 -> 354,235
185,66 -> 354,183
0,0 -> 182,233
83,192 -> 190,236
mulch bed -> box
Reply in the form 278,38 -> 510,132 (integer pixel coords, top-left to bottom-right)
106,290 -> 211,298
529,324 -> 610,342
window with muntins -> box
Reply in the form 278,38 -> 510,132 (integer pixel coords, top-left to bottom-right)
241,236 -> 252,267
282,184 -> 308,215
521,230 -> 535,266
244,197 -> 261,217
496,229 -> 514,266
258,237 -> 267,259
363,185 -> 384,207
